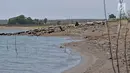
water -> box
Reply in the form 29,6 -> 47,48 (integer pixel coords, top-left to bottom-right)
0,30 -> 81,73
0,29 -> 26,33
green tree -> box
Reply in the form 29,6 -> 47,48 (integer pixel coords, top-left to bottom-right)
8,15 -> 49,25
33,19 -> 39,24
8,15 -> 34,24
16,15 -> 27,24
26,17 -> 33,24
8,17 -> 17,24
43,18 -> 47,24
8,15 -> 27,24
109,14 -> 116,19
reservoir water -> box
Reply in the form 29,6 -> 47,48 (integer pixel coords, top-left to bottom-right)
0,29 -> 81,73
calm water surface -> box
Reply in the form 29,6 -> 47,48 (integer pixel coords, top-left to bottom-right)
0,30 -> 81,73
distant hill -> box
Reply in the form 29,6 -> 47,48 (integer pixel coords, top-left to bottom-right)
0,20 -> 8,24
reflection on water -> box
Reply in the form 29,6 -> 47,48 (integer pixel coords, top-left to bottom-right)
0,35 -> 81,73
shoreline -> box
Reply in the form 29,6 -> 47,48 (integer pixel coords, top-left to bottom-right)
62,39 -> 113,73
63,43 -> 97,73
60,36 -> 96,73
0,26 -> 115,73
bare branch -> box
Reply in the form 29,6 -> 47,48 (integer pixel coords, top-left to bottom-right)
116,7 -> 122,73
103,0 -> 116,73
124,17 -> 129,73
124,28 -> 129,73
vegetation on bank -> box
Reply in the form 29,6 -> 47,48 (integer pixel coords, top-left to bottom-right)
108,13 -> 130,22
8,15 -> 48,24
0,14 -> 128,25
6,15 -> 107,25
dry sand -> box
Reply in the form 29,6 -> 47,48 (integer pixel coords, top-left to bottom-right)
62,21 -> 130,73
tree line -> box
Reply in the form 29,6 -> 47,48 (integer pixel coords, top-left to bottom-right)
8,13 -> 130,25
8,15 -> 47,24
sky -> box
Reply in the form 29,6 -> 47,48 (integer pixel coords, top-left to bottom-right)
0,0 -> 130,19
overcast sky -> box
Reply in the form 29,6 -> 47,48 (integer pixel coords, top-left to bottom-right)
0,0 -> 130,19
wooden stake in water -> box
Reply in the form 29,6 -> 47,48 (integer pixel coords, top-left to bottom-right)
15,35 -> 18,55
7,40 -> 9,51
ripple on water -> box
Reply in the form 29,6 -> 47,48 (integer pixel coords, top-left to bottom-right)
0,35 -> 81,73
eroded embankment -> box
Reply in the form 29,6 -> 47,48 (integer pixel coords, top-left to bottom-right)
0,26 -> 65,36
